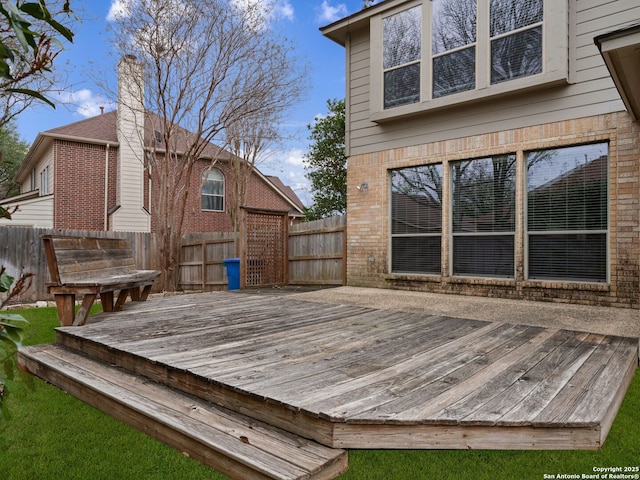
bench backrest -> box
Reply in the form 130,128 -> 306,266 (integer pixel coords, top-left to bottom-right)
42,235 -> 137,285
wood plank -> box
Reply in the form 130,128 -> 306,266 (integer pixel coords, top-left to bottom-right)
47,292 -> 638,452
19,344 -> 348,480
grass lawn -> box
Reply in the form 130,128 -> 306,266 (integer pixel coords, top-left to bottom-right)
1,306 -> 639,480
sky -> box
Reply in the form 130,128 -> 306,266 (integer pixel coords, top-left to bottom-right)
14,0 -> 371,206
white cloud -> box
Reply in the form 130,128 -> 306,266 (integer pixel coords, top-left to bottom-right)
106,0 -> 132,21
55,89 -> 115,118
284,148 -> 306,167
317,0 -> 348,23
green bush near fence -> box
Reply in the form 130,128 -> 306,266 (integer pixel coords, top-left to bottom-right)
1,306 -> 638,480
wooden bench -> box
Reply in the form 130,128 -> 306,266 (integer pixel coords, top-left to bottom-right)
43,235 -> 160,326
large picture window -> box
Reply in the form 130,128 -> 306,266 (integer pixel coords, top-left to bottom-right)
391,165 -> 443,274
527,143 -> 608,282
451,155 -> 516,278
202,168 -> 224,211
383,5 -> 421,109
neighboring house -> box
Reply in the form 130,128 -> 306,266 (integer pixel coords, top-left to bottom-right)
0,57 -> 304,232
322,0 -> 640,308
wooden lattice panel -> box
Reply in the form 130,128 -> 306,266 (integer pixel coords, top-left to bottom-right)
245,211 -> 286,287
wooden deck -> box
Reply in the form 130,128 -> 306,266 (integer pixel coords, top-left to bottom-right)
29,292 -> 638,449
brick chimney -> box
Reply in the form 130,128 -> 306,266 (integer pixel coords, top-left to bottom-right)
111,55 -> 151,232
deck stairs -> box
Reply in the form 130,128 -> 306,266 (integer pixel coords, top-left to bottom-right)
18,343 -> 348,480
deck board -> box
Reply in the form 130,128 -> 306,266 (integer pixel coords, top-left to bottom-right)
52,291 -> 638,451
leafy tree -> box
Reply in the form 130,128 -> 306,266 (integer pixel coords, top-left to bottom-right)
0,0 -> 75,127
108,0 -> 307,291
0,121 -> 29,198
304,99 -> 346,220
0,0 -> 74,416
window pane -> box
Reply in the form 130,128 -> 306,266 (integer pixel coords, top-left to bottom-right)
384,64 -> 421,109
453,235 -> 514,277
391,165 -> 442,274
527,143 -> 608,283
391,165 -> 443,234
383,6 -> 421,69
528,234 -> 606,282
490,0 -> 543,37
392,236 -> 441,274
432,0 -> 476,55
491,26 -> 542,84
527,144 -> 608,231
433,47 -> 476,98
452,156 -> 516,233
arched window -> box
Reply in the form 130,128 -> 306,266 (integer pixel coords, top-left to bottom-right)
202,168 -> 224,211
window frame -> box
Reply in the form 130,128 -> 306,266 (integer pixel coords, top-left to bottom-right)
450,155 -> 517,279
390,164 -> 444,275
370,0 -> 569,122
525,143 -> 609,283
201,167 -> 225,212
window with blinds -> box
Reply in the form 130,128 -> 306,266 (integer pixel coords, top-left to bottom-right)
451,155 -> 516,278
526,143 -> 608,282
490,0 -> 543,85
432,0 -> 477,98
391,165 -> 443,274
383,5 -> 422,109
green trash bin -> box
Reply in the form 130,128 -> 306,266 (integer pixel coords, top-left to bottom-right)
222,258 -> 240,290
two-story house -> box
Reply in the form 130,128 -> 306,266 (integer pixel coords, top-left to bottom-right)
0,56 -> 304,232
322,0 -> 639,308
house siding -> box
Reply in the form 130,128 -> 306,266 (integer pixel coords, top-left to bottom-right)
345,0 -> 640,157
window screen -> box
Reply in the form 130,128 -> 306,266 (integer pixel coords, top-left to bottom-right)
432,0 -> 476,98
451,155 -> 516,277
527,143 -> 608,282
490,0 -> 543,84
383,6 -> 421,108
391,165 -> 443,274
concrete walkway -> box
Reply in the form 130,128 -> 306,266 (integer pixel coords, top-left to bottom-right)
293,286 -> 640,340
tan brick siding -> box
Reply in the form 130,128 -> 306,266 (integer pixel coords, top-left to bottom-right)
347,113 -> 640,308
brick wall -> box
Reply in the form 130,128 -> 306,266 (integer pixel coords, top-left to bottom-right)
54,141 -> 117,231
150,159 -> 295,234
347,112 -> 640,308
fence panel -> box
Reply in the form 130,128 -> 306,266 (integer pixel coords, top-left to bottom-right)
288,216 -> 346,286
178,232 -> 237,292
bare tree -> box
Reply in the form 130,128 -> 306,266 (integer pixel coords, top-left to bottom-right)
108,0 -> 306,291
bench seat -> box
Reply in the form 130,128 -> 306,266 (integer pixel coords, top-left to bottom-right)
43,235 -> 160,326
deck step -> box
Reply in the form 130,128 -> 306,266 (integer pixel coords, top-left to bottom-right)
18,344 -> 348,480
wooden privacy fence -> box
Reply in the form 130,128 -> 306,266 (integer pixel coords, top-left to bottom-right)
178,232 -> 237,292
289,215 -> 346,286
0,216 -> 346,302
0,227 -> 158,304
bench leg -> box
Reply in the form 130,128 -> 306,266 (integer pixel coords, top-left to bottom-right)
131,284 -> 153,302
74,294 -> 97,326
114,289 -> 130,311
100,291 -> 114,312
54,294 -> 76,327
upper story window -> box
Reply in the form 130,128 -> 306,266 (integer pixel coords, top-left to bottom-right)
490,0 -> 543,85
202,168 -> 224,211
373,0 -> 567,120
383,5 -> 422,108
432,0 -> 476,98
40,166 -> 50,196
